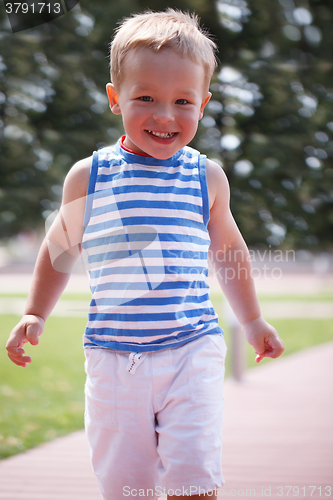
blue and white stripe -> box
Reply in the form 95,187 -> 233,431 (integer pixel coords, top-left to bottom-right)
82,140 -> 223,352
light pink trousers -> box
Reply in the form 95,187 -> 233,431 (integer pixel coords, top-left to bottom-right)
84,333 -> 227,499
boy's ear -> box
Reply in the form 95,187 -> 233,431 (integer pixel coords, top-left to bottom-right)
106,83 -> 121,115
199,92 -> 212,120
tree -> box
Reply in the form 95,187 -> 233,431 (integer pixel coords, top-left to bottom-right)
190,0 -> 333,250
0,0 -> 137,237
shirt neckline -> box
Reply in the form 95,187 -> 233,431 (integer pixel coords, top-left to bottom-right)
117,137 -> 184,166
120,136 -> 152,157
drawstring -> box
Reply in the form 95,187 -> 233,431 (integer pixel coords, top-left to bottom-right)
126,352 -> 148,374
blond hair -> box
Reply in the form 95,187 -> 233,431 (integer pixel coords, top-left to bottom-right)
110,9 -> 217,90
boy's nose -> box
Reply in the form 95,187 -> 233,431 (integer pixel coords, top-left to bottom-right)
152,104 -> 174,123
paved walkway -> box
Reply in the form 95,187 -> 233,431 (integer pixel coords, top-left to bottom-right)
1,271 -> 333,295
0,341 -> 332,500
1,272 -> 333,319
1,296 -> 332,319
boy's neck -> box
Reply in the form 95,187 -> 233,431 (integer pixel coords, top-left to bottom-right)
120,136 -> 151,157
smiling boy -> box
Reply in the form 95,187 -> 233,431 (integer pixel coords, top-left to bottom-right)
6,9 -> 284,500
106,47 -> 211,159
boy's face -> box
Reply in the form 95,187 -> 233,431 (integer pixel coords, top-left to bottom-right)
106,47 -> 211,160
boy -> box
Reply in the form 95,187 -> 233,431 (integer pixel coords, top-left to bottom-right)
6,9 -> 284,500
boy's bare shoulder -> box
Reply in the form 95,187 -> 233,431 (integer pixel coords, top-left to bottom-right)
62,156 -> 92,203
205,158 -> 230,210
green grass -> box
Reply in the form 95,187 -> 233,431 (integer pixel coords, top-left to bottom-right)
210,292 -> 333,373
0,315 -> 87,459
1,291 -> 332,460
222,318 -> 333,374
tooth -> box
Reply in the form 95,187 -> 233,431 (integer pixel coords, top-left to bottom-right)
148,131 -> 174,138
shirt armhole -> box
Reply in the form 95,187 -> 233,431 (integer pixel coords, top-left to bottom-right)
198,153 -> 210,227
83,151 -> 99,227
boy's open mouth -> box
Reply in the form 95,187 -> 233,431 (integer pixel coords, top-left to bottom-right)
146,130 -> 177,139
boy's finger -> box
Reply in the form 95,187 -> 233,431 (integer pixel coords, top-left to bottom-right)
6,343 -> 32,363
257,343 -> 284,362
7,351 -> 32,367
266,338 -> 285,358
255,354 -> 263,363
6,342 -> 22,355
267,345 -> 284,358
10,359 -> 31,367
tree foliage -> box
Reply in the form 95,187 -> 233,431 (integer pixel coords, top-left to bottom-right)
192,0 -> 333,250
0,0 -> 332,249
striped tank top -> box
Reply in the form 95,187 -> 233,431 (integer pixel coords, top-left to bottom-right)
81,139 -> 223,352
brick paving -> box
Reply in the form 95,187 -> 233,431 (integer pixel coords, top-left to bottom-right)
221,341 -> 333,499
0,341 -> 332,500
0,431 -> 100,500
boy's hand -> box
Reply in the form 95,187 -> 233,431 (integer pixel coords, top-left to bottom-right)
6,315 -> 45,367
242,316 -> 285,363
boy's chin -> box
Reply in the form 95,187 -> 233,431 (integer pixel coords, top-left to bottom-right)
148,145 -> 184,160
150,150 -> 179,160
126,136 -> 184,159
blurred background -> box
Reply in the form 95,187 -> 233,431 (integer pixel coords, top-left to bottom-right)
0,0 -> 332,460
0,0 -> 333,255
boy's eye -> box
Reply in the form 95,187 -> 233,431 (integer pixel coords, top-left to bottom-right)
139,96 -> 153,102
176,99 -> 188,105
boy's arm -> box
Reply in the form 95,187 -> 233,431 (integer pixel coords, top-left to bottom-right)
6,156 -> 92,367
206,159 -> 284,362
